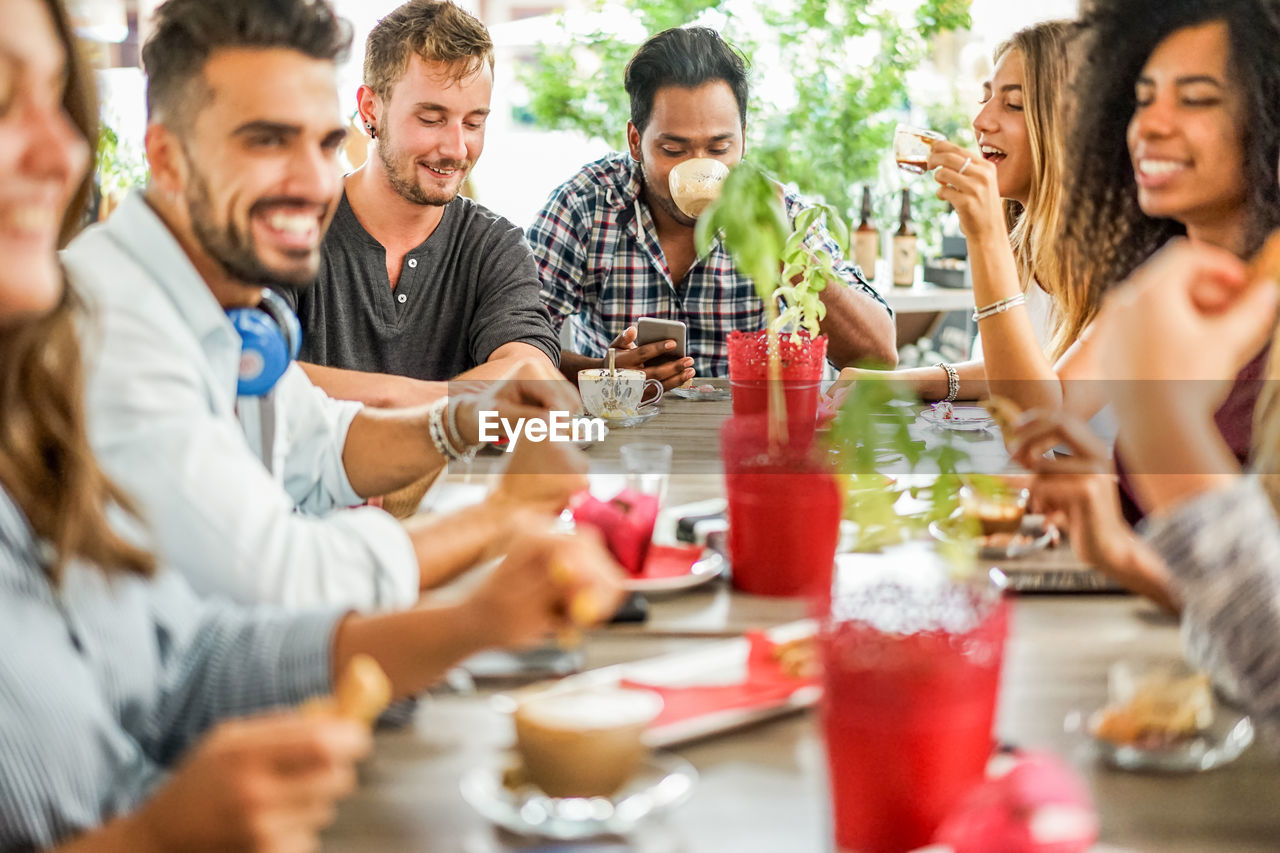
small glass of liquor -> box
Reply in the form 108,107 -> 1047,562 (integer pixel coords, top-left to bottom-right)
893,124 -> 945,174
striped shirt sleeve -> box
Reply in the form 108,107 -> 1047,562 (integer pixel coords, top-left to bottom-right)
528,181 -> 593,334
138,571 -> 341,765
1143,475 -> 1280,748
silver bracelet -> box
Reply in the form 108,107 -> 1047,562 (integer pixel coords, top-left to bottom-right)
445,396 -> 481,460
935,362 -> 959,403
427,397 -> 479,464
972,292 -> 1026,322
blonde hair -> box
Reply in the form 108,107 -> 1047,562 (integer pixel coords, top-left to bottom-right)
996,20 -> 1080,360
363,0 -> 493,101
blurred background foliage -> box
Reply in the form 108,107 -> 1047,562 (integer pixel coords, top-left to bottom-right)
522,0 -> 974,249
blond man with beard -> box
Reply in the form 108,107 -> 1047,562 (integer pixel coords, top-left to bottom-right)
287,0 -> 561,408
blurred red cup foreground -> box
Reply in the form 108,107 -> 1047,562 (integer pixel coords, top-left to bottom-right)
720,414 -> 841,600
933,750 -> 1098,853
821,546 -> 1010,853
727,329 -> 827,449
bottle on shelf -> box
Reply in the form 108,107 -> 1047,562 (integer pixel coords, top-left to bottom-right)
892,188 -> 917,288
854,185 -> 879,284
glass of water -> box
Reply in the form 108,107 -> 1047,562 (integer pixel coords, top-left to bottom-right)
619,442 -> 673,504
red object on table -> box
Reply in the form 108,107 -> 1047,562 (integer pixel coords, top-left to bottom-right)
636,543 -> 704,579
621,632 -> 816,730
934,750 -> 1098,853
727,330 -> 827,449
821,592 -> 1009,853
720,415 -> 842,601
570,489 -> 659,575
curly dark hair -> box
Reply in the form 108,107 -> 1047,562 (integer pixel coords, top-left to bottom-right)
1060,0 -> 1280,335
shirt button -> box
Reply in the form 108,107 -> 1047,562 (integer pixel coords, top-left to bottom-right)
397,293 -> 407,304
407,258 -> 418,268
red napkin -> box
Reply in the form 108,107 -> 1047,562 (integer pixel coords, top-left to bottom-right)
638,543 -> 704,579
621,632 -> 818,730
570,489 -> 659,575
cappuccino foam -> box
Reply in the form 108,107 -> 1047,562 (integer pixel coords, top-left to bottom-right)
519,688 -> 662,731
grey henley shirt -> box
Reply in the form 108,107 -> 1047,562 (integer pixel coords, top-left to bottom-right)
287,192 -> 560,381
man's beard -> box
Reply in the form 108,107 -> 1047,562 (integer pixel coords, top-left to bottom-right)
185,169 -> 318,290
377,123 -> 468,207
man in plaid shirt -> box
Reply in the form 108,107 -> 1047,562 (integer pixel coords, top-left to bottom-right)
528,27 -> 897,386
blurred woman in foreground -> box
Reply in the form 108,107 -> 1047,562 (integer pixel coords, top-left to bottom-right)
0,1 -> 620,848
1009,0 -> 1280,741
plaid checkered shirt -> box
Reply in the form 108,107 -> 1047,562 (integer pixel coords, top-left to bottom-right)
528,153 -> 890,378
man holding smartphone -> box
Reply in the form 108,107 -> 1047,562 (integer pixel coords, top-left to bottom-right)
528,27 -> 897,389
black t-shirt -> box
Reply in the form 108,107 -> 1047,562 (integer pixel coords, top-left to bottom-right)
286,192 -> 560,381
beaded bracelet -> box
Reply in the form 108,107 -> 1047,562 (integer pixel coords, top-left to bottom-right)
972,292 -> 1027,322
935,361 -> 960,403
445,396 -> 481,460
427,397 -> 479,464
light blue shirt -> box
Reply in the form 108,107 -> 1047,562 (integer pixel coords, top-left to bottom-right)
64,192 -> 418,610
0,486 -> 339,849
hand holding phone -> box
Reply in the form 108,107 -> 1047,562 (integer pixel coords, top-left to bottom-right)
607,320 -> 695,389
634,317 -> 687,363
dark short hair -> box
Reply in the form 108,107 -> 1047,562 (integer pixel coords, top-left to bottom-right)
364,0 -> 494,102
624,27 -> 749,134
143,0 -> 353,129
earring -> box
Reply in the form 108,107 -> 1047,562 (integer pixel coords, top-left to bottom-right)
365,121 -> 376,139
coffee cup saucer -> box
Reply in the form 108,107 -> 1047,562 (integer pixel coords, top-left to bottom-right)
459,751 -> 697,839
595,405 -> 660,428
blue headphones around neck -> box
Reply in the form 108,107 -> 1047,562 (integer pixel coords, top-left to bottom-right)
227,289 -> 302,397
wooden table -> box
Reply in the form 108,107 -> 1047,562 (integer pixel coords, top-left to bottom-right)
325,397 -> 1280,852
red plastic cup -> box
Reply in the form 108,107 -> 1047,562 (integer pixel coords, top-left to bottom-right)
721,415 -> 841,599
727,330 -> 827,448
821,553 -> 1009,853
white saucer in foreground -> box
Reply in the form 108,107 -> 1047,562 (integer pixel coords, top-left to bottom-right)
460,752 -> 697,839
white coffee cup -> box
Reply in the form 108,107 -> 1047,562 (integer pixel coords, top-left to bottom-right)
578,368 -> 663,418
668,157 -> 730,218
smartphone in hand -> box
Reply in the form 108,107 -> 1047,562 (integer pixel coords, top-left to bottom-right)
634,317 -> 687,363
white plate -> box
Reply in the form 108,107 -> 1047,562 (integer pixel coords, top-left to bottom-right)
496,620 -> 819,748
621,549 -> 725,593
928,517 -> 1059,559
598,405 -> 660,428
1085,706 -> 1254,773
669,384 -> 731,401
918,405 -> 995,431
460,752 -> 697,839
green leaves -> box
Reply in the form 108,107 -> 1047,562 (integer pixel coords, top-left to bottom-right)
519,0 -> 975,223
826,375 -> 977,552
696,162 -> 852,338
95,123 -> 149,201
695,162 -> 789,309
